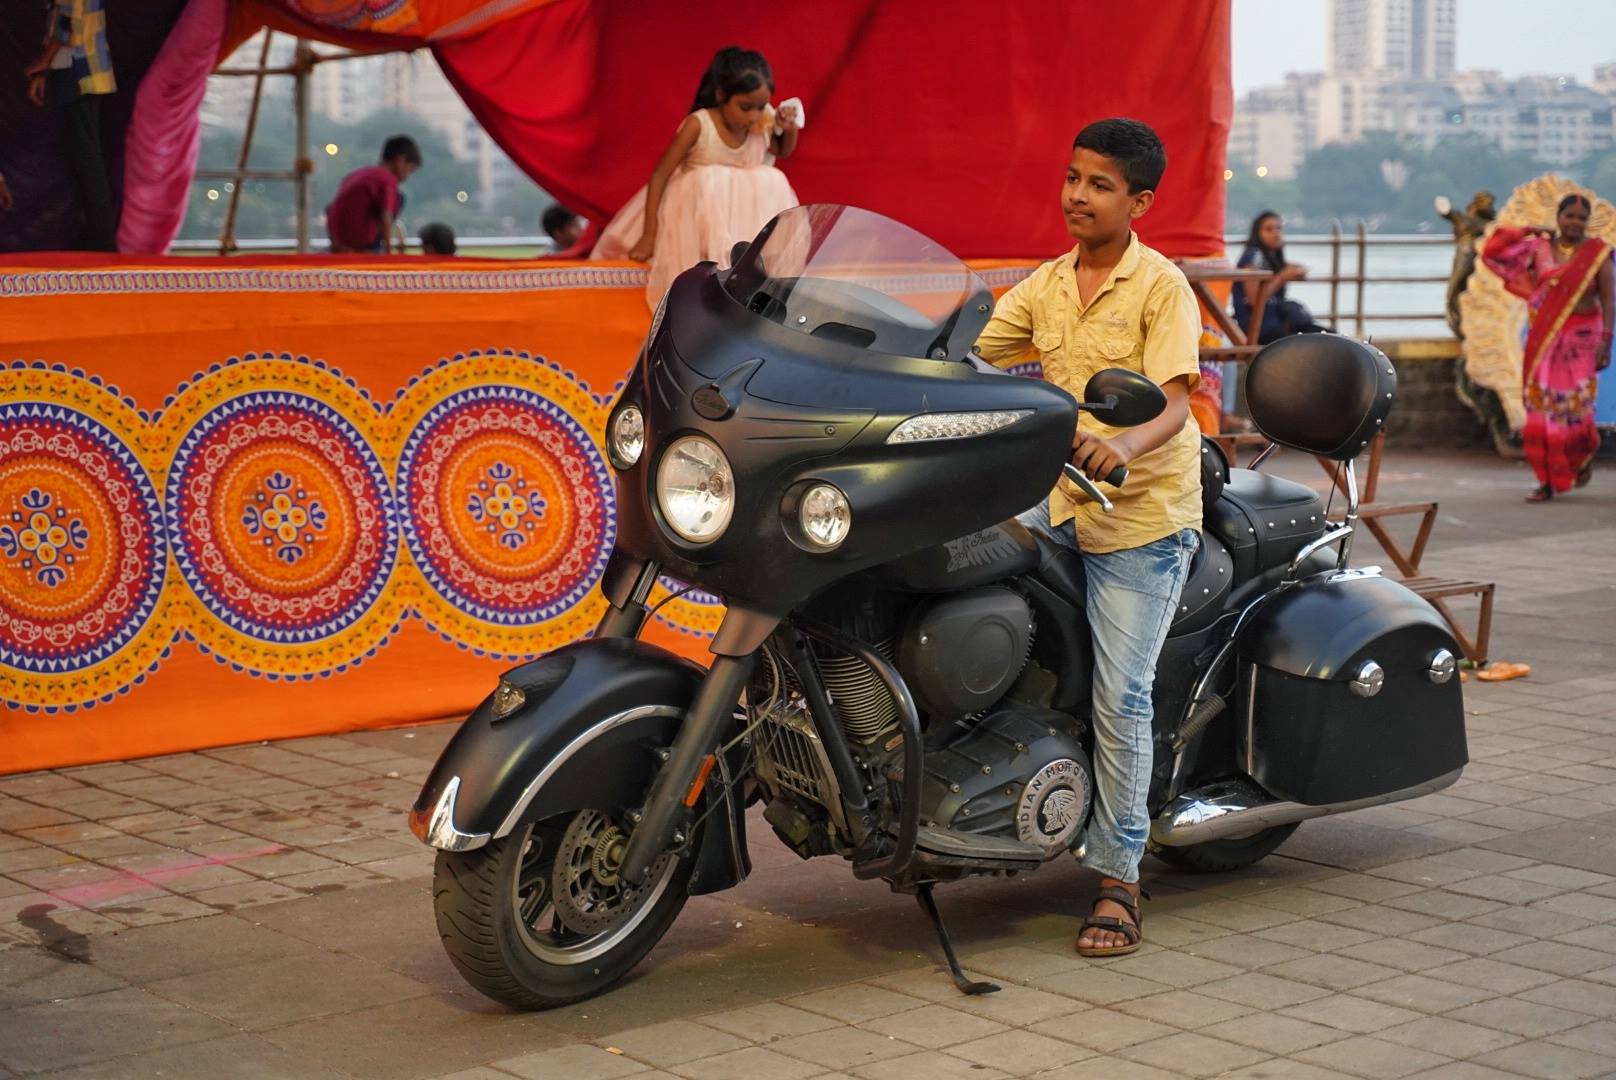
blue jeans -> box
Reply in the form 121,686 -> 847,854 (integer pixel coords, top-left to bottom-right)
1018,500 -> 1198,884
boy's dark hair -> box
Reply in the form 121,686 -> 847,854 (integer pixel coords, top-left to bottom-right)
419,222 -> 456,255
690,46 -> 774,111
1072,118 -> 1166,194
542,204 -> 580,240
382,135 -> 423,166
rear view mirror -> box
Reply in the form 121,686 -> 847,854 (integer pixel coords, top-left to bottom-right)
1084,368 -> 1166,427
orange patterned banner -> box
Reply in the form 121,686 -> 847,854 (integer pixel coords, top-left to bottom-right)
0,255 -> 1034,773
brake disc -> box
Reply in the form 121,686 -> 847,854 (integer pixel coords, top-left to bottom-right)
549,810 -> 671,935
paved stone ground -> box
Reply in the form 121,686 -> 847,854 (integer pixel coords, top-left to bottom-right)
3,449 -> 1616,1080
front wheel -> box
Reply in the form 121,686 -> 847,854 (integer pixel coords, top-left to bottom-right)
433,809 -> 693,1010
1152,822 -> 1299,874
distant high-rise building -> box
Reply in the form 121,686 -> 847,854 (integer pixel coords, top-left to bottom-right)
1330,0 -> 1455,81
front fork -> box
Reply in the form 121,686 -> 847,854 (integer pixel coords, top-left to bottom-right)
599,556 -> 765,885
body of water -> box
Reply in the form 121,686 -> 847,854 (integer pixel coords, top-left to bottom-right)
1228,235 -> 1453,342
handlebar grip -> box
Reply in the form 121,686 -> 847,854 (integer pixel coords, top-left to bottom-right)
1103,465 -> 1128,488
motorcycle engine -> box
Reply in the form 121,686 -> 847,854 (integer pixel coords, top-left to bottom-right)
919,706 -> 1094,860
898,587 -> 1034,721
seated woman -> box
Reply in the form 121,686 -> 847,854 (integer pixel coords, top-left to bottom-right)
1234,211 -> 1327,343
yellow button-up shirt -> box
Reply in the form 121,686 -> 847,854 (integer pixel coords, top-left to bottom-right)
976,233 -> 1203,553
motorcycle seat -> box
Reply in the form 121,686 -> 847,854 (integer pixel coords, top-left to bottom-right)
1206,468 -> 1327,581
1028,527 -> 1231,640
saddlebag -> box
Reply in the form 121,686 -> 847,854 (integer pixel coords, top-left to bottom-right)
1236,572 -> 1468,806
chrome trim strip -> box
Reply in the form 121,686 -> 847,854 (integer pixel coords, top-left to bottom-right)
1151,767 -> 1463,848
492,704 -> 684,839
1243,661 -> 1259,776
408,776 -> 492,852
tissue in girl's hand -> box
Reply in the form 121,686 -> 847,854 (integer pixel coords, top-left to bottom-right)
773,97 -> 806,134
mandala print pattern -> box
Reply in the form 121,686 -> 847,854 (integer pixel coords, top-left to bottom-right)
164,379 -> 401,676
0,350 -> 674,709
0,368 -> 170,712
392,353 -> 615,657
650,574 -> 724,638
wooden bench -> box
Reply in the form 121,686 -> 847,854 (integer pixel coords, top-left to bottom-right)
1398,576 -> 1496,665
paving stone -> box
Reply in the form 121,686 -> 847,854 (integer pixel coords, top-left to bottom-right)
1318,905 -> 1447,938
489,1044 -> 651,1080
939,982 -> 1095,1026
947,1029 -> 1095,1074
1280,994 -> 1425,1034
1114,1029 -> 1272,1077
848,1050 -> 1009,1080
1403,923 -> 1535,957
1264,955 -> 1405,992
1338,938 -> 1469,973
1383,890 -> 1506,921
1104,949 -> 1243,988
0,945 -> 128,1009
860,1003 -> 1006,1048
1118,989 -> 1255,1028
1465,906 -> 1595,940
770,1027 -> 917,1071
1424,957 -> 1562,995
1214,1062 -> 1360,1080
1174,899 -> 1303,932
1377,1016 -> 1524,1058
670,1045 -> 822,1080
1547,1019 -> 1616,1057
1443,995 -> 1588,1039
1031,1056 -> 1179,1080
786,983 -> 926,1024
1446,875 -> 1572,904
1533,891 -> 1616,923
1367,860 -> 1486,888
1514,977 -> 1616,1020
1351,974 -> 1498,1013
1472,1040 -> 1616,1080
1246,888 -> 1365,917
1029,1008 -> 1177,1053
147,948 -> 428,1030
1200,1013 -> 1346,1055
0,986 -> 236,1073
1258,920 -> 1379,952
1294,1035 -> 1453,1079
1183,932 -> 1314,970
1488,940 -> 1616,977
83,912 -> 317,983
694,1002 -> 839,1043
1309,876 -> 1430,903
1028,966 -> 1171,1005
20,1032 -> 341,1080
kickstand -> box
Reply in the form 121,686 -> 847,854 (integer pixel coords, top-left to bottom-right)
915,882 -> 999,995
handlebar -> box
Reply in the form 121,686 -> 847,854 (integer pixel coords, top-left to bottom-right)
1062,463 -> 1128,514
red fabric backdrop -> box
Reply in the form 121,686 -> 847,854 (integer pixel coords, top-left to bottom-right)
434,0 -> 1231,259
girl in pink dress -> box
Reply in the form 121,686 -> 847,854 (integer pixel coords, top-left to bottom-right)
594,47 -> 801,306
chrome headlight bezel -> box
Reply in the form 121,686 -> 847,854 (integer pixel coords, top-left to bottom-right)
655,434 -> 736,545
607,404 -> 645,469
796,482 -> 852,551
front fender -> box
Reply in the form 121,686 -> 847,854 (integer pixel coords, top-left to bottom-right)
407,638 -> 749,893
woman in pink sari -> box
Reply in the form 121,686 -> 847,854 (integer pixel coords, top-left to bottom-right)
1482,193 -> 1614,501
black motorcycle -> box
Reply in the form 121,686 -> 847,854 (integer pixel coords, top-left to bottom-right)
409,205 -> 1468,1009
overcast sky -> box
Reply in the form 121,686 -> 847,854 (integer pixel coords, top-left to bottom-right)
1233,0 -> 1616,94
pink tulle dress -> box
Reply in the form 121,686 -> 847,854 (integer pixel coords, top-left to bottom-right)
594,108 -> 799,306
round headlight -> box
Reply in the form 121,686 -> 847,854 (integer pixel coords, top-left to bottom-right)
608,405 -> 645,469
656,435 -> 735,543
798,483 -> 851,550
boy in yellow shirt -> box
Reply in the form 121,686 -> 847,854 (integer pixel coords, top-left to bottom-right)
976,118 -> 1202,957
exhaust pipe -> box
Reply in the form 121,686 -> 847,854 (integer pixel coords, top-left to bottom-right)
1150,768 -> 1463,848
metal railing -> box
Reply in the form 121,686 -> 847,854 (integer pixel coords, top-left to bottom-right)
1224,227 -> 1452,339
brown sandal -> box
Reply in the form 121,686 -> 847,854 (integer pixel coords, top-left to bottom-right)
1077,884 -> 1149,957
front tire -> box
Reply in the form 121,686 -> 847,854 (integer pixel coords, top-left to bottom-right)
434,810 -> 694,1010
1152,822 -> 1299,873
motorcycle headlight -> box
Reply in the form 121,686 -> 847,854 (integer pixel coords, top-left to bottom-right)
656,435 -> 735,543
608,404 -> 645,469
797,483 -> 851,550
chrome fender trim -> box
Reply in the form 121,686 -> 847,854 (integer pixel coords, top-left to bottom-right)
1150,767 -> 1463,848
408,776 -> 492,852
492,704 -> 684,839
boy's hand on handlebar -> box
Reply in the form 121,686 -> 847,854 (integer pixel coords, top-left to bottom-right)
1070,431 -> 1132,482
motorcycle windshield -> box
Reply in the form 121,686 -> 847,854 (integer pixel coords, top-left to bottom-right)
723,204 -> 993,362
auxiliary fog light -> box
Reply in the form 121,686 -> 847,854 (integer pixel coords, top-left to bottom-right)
656,435 -> 734,543
798,483 -> 851,550
608,404 -> 645,469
